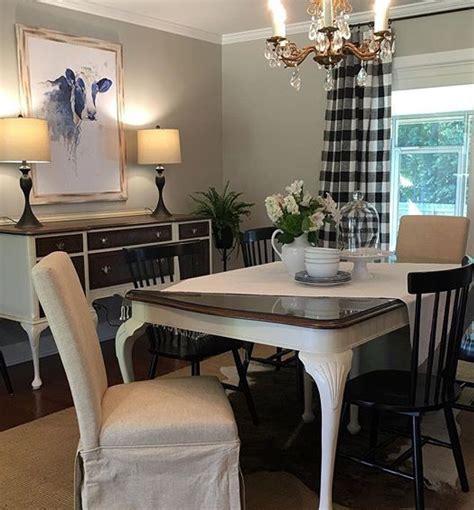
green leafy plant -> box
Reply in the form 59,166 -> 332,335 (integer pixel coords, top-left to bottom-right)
190,182 -> 254,248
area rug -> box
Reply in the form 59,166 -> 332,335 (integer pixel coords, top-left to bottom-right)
1,351 -> 473,509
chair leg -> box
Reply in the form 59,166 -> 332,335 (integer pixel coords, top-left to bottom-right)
232,349 -> 258,425
147,353 -> 159,380
191,361 -> 201,376
411,415 -> 425,510
370,409 -> 380,448
444,406 -> 469,492
0,351 -> 13,395
275,347 -> 282,371
242,342 -> 255,374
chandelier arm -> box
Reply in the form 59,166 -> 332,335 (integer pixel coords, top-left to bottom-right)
342,42 -> 379,61
280,45 -> 318,67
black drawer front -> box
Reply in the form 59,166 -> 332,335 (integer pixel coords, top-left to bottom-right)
179,222 -> 209,240
36,234 -> 83,257
88,225 -> 172,250
89,251 -> 130,289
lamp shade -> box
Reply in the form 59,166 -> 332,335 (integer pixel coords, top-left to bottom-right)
0,117 -> 51,163
137,128 -> 182,165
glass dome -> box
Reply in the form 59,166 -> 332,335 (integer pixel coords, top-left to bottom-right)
338,191 -> 380,251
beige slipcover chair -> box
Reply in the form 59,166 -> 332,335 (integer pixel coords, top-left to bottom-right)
32,252 -> 241,510
396,215 -> 470,263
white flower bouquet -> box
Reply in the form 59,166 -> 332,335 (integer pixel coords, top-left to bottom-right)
265,180 -> 340,245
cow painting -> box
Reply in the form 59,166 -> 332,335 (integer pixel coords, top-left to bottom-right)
42,66 -> 113,161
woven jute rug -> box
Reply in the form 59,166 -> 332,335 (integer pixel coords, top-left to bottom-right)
1,351 -> 473,509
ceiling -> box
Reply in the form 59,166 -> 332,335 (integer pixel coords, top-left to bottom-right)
37,0 -> 472,43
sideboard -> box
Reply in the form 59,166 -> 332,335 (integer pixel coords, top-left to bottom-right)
0,214 -> 212,389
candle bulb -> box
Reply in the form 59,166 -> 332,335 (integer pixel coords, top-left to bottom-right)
374,0 -> 390,32
322,0 -> 334,27
268,0 -> 287,38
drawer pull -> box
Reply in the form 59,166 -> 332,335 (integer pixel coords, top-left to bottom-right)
101,265 -> 112,275
56,241 -> 65,250
192,228 -> 198,235
100,237 -> 109,245
156,231 -> 161,239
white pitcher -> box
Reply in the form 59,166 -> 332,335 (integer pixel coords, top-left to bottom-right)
271,229 -> 311,275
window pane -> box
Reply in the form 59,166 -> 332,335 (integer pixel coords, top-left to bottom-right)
397,120 -> 465,147
397,153 -> 460,219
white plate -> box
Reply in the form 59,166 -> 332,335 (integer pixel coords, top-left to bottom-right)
295,271 -> 352,287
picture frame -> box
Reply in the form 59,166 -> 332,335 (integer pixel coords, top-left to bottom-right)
16,24 -> 127,204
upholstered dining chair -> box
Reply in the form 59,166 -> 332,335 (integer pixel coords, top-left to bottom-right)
396,215 -> 470,263
32,252 -> 242,510
341,263 -> 473,510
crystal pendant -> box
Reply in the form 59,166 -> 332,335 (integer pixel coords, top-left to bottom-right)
282,44 -> 292,58
356,66 -> 368,87
332,30 -> 343,51
309,17 -> 318,41
380,39 -> 392,62
269,57 -> 277,69
264,46 -> 273,60
315,32 -> 329,52
290,69 -> 302,91
324,69 -> 335,92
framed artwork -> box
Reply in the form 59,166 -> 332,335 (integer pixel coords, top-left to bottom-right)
16,25 -> 127,204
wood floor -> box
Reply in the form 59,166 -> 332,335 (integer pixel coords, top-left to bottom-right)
0,335 -> 187,431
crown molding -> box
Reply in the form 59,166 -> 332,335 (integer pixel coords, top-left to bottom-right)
36,0 -> 221,44
222,0 -> 474,45
37,0 -> 474,46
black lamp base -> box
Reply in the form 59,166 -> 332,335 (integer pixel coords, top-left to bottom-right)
151,165 -> 172,218
16,163 -> 42,229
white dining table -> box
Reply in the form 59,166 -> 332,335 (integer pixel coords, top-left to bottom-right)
114,262 -> 453,509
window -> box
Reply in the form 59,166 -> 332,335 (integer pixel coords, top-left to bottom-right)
390,86 -> 473,248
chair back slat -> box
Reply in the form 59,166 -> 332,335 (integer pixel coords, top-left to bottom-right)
240,227 -> 276,267
407,263 -> 473,406
124,241 -> 204,289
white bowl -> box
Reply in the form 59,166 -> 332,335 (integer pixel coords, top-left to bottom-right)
305,259 -> 340,278
305,253 -> 340,262
305,247 -> 340,255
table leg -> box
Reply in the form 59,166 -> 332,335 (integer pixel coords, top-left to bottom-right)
302,371 -> 316,423
21,322 -> 49,390
347,347 -> 361,435
299,350 -> 353,510
115,318 -> 147,383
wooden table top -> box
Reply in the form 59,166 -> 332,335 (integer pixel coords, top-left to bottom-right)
0,214 -> 203,236
126,290 -> 405,330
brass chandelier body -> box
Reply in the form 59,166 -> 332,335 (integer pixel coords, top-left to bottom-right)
265,0 -> 395,91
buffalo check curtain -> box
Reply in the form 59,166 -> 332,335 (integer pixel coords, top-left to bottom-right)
319,31 -> 392,249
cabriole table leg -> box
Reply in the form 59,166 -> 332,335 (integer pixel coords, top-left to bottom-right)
115,318 -> 147,383
299,350 -> 353,510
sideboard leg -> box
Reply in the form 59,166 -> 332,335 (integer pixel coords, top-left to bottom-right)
20,322 -> 49,390
299,350 -> 353,510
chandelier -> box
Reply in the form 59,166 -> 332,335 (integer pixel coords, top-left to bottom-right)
265,0 -> 395,91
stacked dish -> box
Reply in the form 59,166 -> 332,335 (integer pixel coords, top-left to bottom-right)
304,247 -> 341,278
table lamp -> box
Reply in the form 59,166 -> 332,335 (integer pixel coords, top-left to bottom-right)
137,126 -> 182,218
0,116 -> 50,229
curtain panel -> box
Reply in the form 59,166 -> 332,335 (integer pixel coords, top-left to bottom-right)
319,33 -> 392,250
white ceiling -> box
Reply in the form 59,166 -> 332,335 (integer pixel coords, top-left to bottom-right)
38,0 -> 473,43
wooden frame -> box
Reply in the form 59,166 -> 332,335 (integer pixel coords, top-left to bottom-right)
16,24 -> 127,204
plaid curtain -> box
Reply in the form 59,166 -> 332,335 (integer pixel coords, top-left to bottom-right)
319,31 -> 392,249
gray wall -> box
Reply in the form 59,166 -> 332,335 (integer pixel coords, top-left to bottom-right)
222,10 -> 474,232
0,0 -> 222,220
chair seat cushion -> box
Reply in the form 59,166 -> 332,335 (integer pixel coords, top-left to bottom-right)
100,376 -> 239,447
345,370 -> 462,412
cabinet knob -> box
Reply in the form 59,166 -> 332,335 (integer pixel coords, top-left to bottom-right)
156,231 -> 161,239
56,241 -> 65,250
100,237 -> 108,245
192,228 -> 198,235
101,265 -> 112,275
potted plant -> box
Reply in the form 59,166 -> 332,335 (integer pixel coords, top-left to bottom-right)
265,180 -> 340,274
190,182 -> 254,251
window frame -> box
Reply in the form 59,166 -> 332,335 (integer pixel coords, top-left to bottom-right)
390,111 -> 472,249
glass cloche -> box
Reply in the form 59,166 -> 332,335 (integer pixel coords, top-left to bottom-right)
338,191 -> 380,252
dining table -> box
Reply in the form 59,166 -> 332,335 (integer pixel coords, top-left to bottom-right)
115,261 -> 454,510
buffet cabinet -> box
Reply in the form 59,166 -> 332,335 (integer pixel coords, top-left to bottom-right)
0,214 -> 212,388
